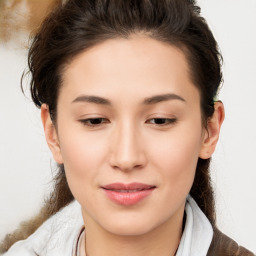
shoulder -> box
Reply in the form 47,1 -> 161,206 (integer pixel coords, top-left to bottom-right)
3,201 -> 83,256
207,228 -> 255,256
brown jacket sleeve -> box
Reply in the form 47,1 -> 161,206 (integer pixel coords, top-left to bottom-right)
207,228 -> 255,256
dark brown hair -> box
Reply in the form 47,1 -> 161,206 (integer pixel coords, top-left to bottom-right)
1,0 -> 222,252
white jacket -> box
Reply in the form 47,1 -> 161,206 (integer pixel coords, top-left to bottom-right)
3,196 -> 213,256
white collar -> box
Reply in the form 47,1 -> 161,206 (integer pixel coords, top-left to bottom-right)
176,195 -> 213,256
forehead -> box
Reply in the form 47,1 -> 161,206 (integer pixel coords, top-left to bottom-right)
60,35 -> 199,105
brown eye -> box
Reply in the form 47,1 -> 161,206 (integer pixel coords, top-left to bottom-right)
147,118 -> 177,126
80,118 -> 109,127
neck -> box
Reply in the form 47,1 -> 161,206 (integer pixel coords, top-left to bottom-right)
82,205 -> 185,256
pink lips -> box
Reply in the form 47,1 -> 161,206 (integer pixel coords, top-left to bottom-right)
101,183 -> 156,206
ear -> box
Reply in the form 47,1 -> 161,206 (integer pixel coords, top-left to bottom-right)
199,101 -> 225,159
41,104 -> 63,164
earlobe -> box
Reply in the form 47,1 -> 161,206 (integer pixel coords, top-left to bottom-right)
199,101 -> 225,159
41,104 -> 63,164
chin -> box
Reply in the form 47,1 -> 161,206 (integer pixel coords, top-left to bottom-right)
106,223 -> 154,236
98,214 -> 163,237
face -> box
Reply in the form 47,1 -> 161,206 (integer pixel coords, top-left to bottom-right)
43,35 -> 215,236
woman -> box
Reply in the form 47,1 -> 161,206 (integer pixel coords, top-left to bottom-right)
1,0 -> 254,255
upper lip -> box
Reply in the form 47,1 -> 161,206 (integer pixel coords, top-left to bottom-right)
101,182 -> 156,191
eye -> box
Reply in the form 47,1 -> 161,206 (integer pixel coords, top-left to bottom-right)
146,118 -> 177,126
79,118 -> 109,127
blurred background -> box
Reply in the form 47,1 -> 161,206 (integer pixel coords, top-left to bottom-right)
0,0 -> 255,253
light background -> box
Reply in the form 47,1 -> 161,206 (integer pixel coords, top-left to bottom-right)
0,0 -> 255,253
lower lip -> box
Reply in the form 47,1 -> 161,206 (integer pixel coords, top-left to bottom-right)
103,188 -> 155,206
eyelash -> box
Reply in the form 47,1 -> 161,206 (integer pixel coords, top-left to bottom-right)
79,118 -> 109,127
146,118 -> 177,126
79,118 -> 177,127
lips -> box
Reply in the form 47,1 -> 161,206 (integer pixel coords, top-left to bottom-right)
101,183 -> 156,206
102,182 -> 155,191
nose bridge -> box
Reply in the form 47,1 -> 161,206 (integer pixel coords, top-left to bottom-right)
110,118 -> 146,171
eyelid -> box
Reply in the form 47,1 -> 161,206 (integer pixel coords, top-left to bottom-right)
77,114 -> 178,128
145,117 -> 177,126
79,117 -> 110,127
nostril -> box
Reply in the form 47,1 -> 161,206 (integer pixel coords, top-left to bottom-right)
110,162 -> 145,172
134,164 -> 144,169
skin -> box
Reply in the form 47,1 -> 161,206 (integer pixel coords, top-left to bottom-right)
41,35 -> 224,256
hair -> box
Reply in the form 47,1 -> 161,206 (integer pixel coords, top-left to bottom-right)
0,0 -> 223,253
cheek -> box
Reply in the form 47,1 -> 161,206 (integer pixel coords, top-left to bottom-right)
58,121 -> 109,166
57,125 -> 109,199
147,123 -> 203,192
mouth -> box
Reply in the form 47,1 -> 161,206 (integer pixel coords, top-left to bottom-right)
101,183 -> 156,206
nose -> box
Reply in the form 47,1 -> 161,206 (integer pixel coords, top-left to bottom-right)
109,122 -> 147,172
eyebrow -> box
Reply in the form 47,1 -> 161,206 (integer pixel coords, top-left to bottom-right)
72,93 -> 185,106
72,95 -> 111,105
143,93 -> 186,105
